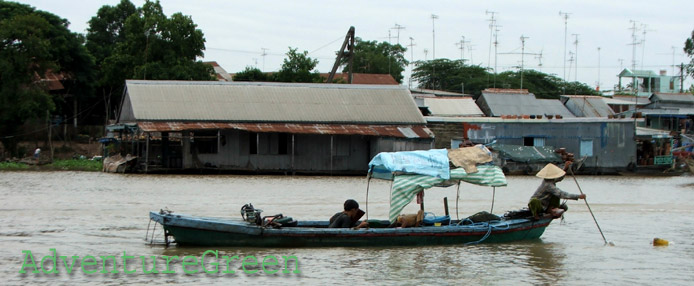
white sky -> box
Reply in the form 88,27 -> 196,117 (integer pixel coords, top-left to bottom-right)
14,0 -> 694,91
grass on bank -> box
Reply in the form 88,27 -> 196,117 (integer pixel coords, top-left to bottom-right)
0,161 -> 30,170
47,159 -> 102,171
0,159 -> 102,172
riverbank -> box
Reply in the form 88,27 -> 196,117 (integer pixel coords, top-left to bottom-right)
0,159 -> 102,172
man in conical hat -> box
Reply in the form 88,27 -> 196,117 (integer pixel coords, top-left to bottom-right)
528,162 -> 586,219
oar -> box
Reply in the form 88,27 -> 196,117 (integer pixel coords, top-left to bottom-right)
568,168 -> 613,246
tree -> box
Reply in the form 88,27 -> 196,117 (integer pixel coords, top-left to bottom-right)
86,0 -> 214,123
274,47 -> 322,83
412,59 -> 489,96
233,66 -> 268,81
344,38 -> 408,83
685,29 -> 694,80
0,2 -> 95,156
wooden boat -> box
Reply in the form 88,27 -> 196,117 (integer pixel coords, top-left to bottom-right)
149,212 -> 552,247
149,148 -> 558,247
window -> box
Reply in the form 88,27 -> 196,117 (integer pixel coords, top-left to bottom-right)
580,139 -> 594,157
523,137 -> 545,147
193,131 -> 218,154
249,132 -> 289,155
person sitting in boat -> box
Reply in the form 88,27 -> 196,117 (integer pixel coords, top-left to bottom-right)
329,199 -> 369,229
528,162 -> 586,219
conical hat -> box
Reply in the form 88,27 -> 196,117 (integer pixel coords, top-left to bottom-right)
535,163 -> 565,179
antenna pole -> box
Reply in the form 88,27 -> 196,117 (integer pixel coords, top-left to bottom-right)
559,11 -> 571,92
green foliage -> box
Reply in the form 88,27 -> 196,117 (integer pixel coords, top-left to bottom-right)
685,29 -> 694,79
274,47 -> 322,82
412,59 -> 599,99
345,38 -> 408,83
233,66 -> 268,81
86,0 -> 213,123
412,59 -> 489,96
86,0 -> 137,70
0,1 -> 95,156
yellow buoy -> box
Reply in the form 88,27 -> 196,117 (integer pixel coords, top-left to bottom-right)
653,238 -> 669,246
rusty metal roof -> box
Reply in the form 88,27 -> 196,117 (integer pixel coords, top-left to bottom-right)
119,80 -> 425,124
137,121 -> 433,138
320,73 -> 398,84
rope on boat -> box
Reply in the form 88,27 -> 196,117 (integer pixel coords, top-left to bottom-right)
459,220 -> 511,245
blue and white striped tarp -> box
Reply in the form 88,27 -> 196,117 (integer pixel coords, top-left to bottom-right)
388,165 -> 507,222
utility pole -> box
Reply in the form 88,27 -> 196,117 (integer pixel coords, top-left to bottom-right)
629,20 -> 639,70
468,44 -> 475,65
535,50 -> 544,71
597,47 -> 601,91
520,35 -> 529,89
456,36 -> 469,63
387,29 -> 392,75
680,63 -> 685,93
498,36 -> 540,90
431,14 -> 438,90
567,51 -> 575,81
493,25 -> 501,87
408,37 -> 416,89
573,34 -> 579,82
408,37 -> 416,64
640,24 -> 654,71
671,46 -> 676,75
486,10 -> 497,85
559,11 -> 571,85
392,23 -> 405,45
261,48 -> 268,72
423,49 -> 428,61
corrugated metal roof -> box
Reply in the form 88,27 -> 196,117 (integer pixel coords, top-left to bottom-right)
426,116 -> 642,124
422,97 -> 484,117
619,68 -> 657,78
636,127 -> 671,138
638,108 -> 694,116
478,93 -> 575,118
482,88 -> 530,94
602,96 -> 650,106
411,89 -> 467,96
137,121 -> 434,138
562,96 -> 615,117
120,80 -> 425,124
651,93 -> 694,104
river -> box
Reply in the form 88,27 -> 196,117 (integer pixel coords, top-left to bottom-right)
1,171 -> 692,285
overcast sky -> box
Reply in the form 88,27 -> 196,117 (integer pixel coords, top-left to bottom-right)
14,0 -> 694,91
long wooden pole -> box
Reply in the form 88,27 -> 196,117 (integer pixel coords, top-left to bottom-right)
569,168 -> 608,245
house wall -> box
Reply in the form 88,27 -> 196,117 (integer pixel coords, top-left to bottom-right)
181,130 -> 432,174
428,120 -> 636,171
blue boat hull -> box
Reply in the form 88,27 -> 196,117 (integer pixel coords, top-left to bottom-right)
150,212 -> 552,247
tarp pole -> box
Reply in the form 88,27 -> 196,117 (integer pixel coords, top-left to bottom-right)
456,181 -> 461,220
490,187 -> 496,214
365,170 -> 372,221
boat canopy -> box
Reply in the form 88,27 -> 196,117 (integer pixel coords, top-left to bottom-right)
368,148 -> 507,222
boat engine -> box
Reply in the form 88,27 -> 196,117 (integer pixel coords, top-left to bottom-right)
241,203 -> 263,225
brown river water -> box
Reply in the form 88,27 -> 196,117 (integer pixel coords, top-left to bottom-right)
1,171 -> 693,285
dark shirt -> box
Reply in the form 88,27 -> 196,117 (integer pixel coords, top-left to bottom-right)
530,180 -> 580,210
329,212 -> 355,228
